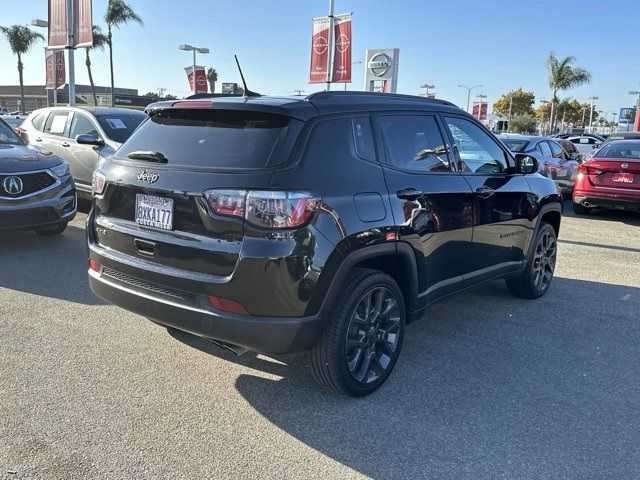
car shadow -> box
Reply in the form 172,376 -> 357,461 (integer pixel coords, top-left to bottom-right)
169,277 -> 640,479
562,199 -> 640,226
0,223 -> 104,306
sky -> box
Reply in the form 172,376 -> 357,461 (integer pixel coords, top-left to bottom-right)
1,0 -> 639,116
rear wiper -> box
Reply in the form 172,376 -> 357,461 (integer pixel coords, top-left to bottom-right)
126,151 -> 168,163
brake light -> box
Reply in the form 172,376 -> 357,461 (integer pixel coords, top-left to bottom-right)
577,164 -> 602,176
171,101 -> 212,108
203,189 -> 320,229
14,126 -> 25,136
577,164 -> 588,175
92,170 -> 106,196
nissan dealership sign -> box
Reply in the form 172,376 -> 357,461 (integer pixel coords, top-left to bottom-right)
364,48 -> 399,93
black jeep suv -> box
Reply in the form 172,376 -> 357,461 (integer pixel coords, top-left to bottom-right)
87,92 -> 561,396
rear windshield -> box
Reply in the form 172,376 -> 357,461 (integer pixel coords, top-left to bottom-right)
117,109 -> 291,169
501,138 -> 529,152
96,112 -> 146,143
595,143 -> 640,160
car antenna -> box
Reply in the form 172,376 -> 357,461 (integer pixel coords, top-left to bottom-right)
234,55 -> 261,98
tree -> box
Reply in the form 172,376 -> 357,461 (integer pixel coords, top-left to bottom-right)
85,25 -> 108,106
492,88 -> 535,118
105,0 -> 143,106
535,99 -> 597,127
206,68 -> 218,94
0,25 -> 44,114
546,52 -> 591,132
508,114 -> 537,134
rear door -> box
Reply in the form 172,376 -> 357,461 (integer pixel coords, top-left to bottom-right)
374,112 -> 474,301
40,110 -> 72,155
66,112 -> 102,191
441,115 -> 535,281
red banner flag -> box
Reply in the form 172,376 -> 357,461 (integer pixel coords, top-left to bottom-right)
45,50 -> 65,89
331,14 -> 352,83
74,0 -> 93,47
185,66 -> 208,94
48,0 -> 93,48
309,17 -> 330,84
48,0 -> 67,49
472,103 -> 488,121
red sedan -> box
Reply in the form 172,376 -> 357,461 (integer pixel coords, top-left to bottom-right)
572,140 -> 640,214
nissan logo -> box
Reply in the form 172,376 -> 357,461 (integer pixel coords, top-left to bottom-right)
3,176 -> 23,195
368,53 -> 392,77
137,170 -> 159,184
621,163 -> 628,169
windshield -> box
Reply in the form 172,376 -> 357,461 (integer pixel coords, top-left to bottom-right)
501,138 -> 529,152
594,142 -> 640,160
0,118 -> 23,145
96,112 -> 146,143
117,109 -> 292,169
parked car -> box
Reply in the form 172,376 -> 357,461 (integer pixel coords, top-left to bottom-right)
554,132 -> 605,142
572,140 -> 640,214
0,117 -> 76,235
18,107 -> 146,198
606,131 -> 640,141
499,134 -> 580,195
565,135 -> 603,156
1,114 -> 27,130
87,92 -> 562,396
0,107 -> 10,115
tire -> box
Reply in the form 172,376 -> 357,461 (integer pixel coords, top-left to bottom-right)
35,222 -> 68,236
572,201 -> 590,215
506,222 -> 557,299
310,268 -> 406,397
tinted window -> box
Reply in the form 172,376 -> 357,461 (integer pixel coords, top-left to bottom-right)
352,116 -> 375,162
44,111 -> 71,136
444,117 -> 507,173
595,143 -> 640,160
549,141 -> 565,158
537,141 -> 552,156
501,138 -> 530,152
96,112 -> 146,143
0,119 -> 22,145
379,115 -> 450,172
69,113 -> 100,139
118,109 -> 291,169
31,112 -> 48,131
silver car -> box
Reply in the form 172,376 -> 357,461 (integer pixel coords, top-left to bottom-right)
19,107 -> 146,198
498,134 -> 581,195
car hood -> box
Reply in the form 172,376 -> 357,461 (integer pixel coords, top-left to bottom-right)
0,144 -> 64,173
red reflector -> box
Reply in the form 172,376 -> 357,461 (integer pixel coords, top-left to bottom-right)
88,260 -> 101,272
385,232 -> 398,241
171,101 -> 212,109
208,296 -> 249,315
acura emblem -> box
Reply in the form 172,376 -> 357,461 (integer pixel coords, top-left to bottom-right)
3,176 -> 23,195
621,163 -> 628,169
137,170 -> 159,184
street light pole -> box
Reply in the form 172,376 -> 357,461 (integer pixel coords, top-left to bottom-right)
539,100 -> 548,135
588,95 -> 598,132
179,44 -> 210,94
32,19 -> 59,107
508,91 -> 514,120
420,83 -> 435,97
458,84 -> 482,112
326,0 -> 335,91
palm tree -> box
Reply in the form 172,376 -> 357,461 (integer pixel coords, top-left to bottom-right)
547,52 -> 591,133
206,68 -> 218,94
85,25 -> 109,106
0,25 -> 44,114
104,0 -> 143,106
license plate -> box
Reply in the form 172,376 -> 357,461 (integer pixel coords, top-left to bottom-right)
612,172 -> 634,183
135,194 -> 174,230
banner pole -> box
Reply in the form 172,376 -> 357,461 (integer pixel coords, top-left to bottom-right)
66,0 -> 76,106
325,0 -> 334,91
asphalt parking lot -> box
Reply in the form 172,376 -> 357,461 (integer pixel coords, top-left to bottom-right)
1,203 -> 639,480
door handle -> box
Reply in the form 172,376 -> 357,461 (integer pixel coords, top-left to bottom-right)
475,186 -> 495,198
35,137 -> 42,142
396,187 -> 424,201
61,142 -> 70,147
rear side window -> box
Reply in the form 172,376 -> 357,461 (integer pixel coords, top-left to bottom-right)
352,116 -> 375,161
549,141 -> 565,158
31,112 -> 48,131
537,141 -> 552,156
44,111 -> 71,136
378,115 -> 450,172
118,109 -> 291,169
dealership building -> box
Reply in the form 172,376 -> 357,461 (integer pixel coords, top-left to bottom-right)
0,84 -> 146,112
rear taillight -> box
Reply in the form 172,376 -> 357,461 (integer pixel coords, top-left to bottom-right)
14,126 -> 25,136
92,170 -> 106,196
577,164 -> 602,176
203,189 -> 320,229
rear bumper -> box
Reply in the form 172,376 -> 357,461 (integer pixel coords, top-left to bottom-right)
573,190 -> 640,211
88,267 -> 324,355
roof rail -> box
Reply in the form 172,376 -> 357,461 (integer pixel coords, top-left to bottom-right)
305,90 -> 456,107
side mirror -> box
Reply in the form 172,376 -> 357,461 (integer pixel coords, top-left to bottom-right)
76,134 -> 104,146
515,153 -> 539,174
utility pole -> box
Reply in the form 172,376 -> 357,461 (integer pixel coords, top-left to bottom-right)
611,112 -> 618,134
420,83 -> 435,97
325,0 -> 335,91
588,95 -> 598,132
508,91 -> 514,119
157,88 -> 166,98
458,84 -> 482,112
